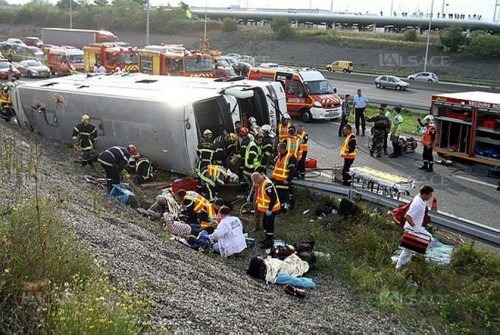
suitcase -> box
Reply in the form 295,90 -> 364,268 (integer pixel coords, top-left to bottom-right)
400,230 -> 431,254
171,177 -> 198,194
305,158 -> 317,168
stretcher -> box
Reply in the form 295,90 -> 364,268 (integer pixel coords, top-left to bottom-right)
349,166 -> 415,199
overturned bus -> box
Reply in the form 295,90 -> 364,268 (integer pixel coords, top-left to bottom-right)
11,74 -> 288,175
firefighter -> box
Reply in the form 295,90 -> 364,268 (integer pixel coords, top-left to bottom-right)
271,142 -> 297,210
98,144 -> 139,193
175,189 -> 215,227
248,116 -> 261,136
340,124 -> 357,186
238,127 -> 251,180
133,157 -> 154,184
384,105 -> 392,155
244,133 -> 264,181
389,106 -> 404,158
278,116 -> 291,143
72,114 -> 98,168
260,124 -> 275,169
366,106 -> 390,158
197,129 -> 215,173
0,84 -> 14,122
296,125 -> 309,178
284,125 -> 301,160
418,115 -> 437,172
252,171 -> 281,249
213,132 -> 238,167
199,164 -> 228,201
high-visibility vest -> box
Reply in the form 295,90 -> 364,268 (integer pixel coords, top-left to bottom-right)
184,191 -> 214,218
136,158 -> 154,181
286,136 -> 300,158
201,165 -> 227,186
297,131 -> 309,152
422,125 -> 436,146
272,152 -> 293,181
340,133 -> 357,159
278,123 -> 289,143
245,141 -> 262,170
256,178 -> 281,213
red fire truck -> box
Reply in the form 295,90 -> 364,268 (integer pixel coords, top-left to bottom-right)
83,44 -> 139,73
431,91 -> 500,167
248,67 -> 342,122
137,48 -> 215,77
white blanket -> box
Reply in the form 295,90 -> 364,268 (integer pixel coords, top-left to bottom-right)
263,253 -> 310,284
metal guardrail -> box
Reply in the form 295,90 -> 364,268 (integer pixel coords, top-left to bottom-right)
292,179 -> 500,248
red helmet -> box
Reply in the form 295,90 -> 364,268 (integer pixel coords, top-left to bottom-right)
127,144 -> 138,156
239,127 -> 249,137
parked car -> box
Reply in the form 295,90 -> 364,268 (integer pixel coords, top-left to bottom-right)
16,59 -> 50,78
407,72 -> 439,83
0,61 -> 21,80
374,75 -> 410,91
17,46 -> 45,61
326,60 -> 353,73
23,37 -> 43,47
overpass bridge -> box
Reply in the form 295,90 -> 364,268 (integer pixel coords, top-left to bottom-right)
190,7 -> 500,33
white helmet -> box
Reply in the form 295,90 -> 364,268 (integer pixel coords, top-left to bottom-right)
261,124 -> 272,133
423,115 -> 434,123
248,116 -> 257,124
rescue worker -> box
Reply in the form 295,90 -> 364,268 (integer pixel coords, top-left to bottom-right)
260,124 -> 275,169
247,116 -> 261,136
175,189 -> 215,228
418,115 -> 437,172
98,144 -> 139,193
338,94 -> 351,137
199,164 -> 228,201
278,116 -> 291,143
366,106 -> 390,158
389,106 -> 404,158
384,105 -> 392,155
133,157 -> 154,184
72,114 -> 98,168
271,142 -> 297,210
296,125 -> 309,178
213,132 -> 238,167
197,129 -> 215,173
0,84 -> 14,122
284,125 -> 301,160
340,124 -> 357,186
238,127 -> 251,180
252,171 -> 281,249
244,133 -> 264,181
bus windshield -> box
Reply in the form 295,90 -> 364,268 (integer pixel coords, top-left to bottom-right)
304,80 -> 334,95
185,56 -> 214,72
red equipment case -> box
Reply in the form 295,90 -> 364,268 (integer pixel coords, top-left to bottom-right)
400,231 -> 431,254
171,177 -> 198,194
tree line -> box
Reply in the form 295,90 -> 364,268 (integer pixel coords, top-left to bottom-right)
438,25 -> 500,58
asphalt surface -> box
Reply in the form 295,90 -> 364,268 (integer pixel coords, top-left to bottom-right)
325,71 -> 500,110
300,119 -> 500,230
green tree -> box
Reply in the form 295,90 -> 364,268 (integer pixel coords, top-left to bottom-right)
439,25 -> 466,52
56,0 -> 81,10
0,0 -> 9,5
221,17 -> 238,32
271,17 -> 295,40
463,34 -> 500,58
403,28 -> 417,42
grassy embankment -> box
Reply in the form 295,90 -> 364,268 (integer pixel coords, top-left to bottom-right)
0,138 -> 157,333
234,188 -> 500,335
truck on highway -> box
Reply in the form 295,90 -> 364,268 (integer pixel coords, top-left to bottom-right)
41,28 -> 119,49
248,67 -> 342,122
11,74 -> 288,175
431,91 -> 500,167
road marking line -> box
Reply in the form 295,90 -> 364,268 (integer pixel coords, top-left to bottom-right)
454,175 -> 497,188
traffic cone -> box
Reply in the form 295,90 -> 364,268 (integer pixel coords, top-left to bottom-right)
431,194 -> 438,211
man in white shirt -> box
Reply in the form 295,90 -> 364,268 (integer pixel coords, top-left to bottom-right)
209,206 -> 246,257
396,185 -> 434,269
97,64 -> 107,75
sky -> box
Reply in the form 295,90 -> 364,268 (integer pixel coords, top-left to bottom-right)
5,0 -> 498,21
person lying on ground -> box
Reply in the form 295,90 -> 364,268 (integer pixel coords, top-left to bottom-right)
163,213 -> 201,238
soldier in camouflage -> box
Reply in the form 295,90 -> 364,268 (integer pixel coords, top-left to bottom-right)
366,106 -> 390,158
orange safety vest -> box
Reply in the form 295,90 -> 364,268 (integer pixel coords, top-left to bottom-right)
278,123 -> 289,143
256,178 -> 281,213
297,131 -> 309,152
272,152 -> 293,181
340,133 -> 357,159
184,191 -> 215,219
205,165 -> 227,184
286,136 -> 300,158
422,125 -> 436,146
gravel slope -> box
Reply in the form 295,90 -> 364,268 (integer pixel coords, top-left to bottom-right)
0,121 -> 418,333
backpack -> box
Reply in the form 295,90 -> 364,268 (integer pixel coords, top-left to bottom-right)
392,202 -> 430,228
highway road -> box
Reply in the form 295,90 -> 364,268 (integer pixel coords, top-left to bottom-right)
324,71 -> 500,111
298,120 -> 500,230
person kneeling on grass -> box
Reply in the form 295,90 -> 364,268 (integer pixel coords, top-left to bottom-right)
209,206 -> 247,257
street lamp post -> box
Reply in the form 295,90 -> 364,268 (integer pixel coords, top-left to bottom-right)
423,0 -> 434,72
69,0 -> 73,29
146,0 -> 150,45
204,0 -> 208,41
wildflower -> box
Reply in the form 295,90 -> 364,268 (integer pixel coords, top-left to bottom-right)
4,268 -> 10,274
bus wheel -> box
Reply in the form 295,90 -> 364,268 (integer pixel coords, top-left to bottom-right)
301,110 -> 312,123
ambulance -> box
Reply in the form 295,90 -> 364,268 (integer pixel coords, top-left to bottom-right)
248,67 -> 342,122
46,47 -> 85,76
